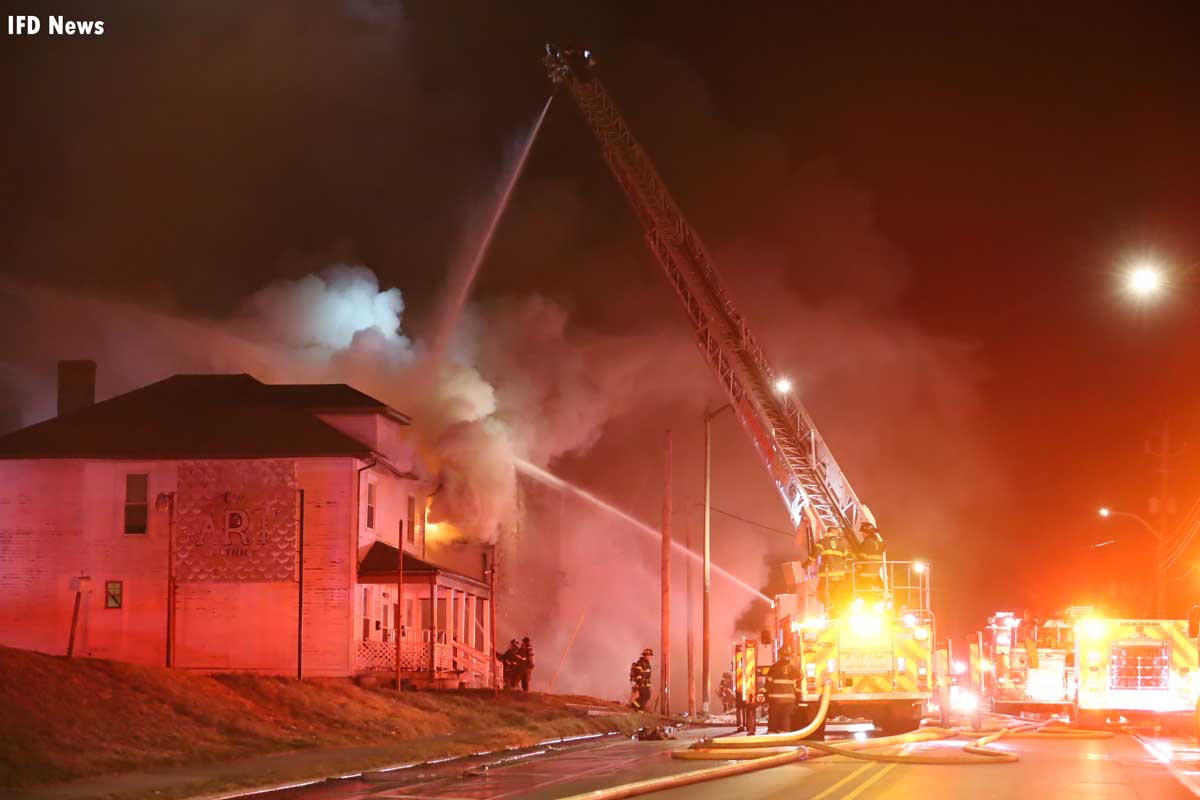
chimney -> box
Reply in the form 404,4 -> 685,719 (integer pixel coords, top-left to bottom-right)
57,360 -> 96,417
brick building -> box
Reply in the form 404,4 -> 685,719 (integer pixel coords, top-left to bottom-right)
0,362 -> 497,686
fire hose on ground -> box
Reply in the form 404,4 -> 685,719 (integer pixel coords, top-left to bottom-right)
556,683 -> 1115,800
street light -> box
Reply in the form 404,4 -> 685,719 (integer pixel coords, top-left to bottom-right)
1096,507 -> 1161,541
1124,259 -> 1165,300
1097,506 -> 1165,617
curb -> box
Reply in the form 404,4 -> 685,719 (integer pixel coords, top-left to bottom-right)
196,730 -> 631,800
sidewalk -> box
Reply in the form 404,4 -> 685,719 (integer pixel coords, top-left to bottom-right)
7,726 -> 649,800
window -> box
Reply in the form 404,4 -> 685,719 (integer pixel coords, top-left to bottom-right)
366,482 -> 376,530
361,586 -> 371,641
105,581 -> 123,609
124,474 -> 148,534
406,495 -> 416,544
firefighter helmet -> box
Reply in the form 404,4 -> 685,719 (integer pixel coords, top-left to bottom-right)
642,648 -> 654,657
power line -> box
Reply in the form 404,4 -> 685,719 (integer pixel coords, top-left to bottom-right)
692,502 -> 795,539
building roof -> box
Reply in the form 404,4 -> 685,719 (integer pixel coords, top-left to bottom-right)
0,373 -> 406,460
358,541 -> 446,575
357,541 -> 490,593
267,384 -> 411,423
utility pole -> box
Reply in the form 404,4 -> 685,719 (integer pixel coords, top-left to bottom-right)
686,517 -> 696,718
661,429 -> 672,718
702,404 -> 730,717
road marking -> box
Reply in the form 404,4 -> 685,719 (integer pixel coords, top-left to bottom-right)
807,763 -> 880,800
839,763 -> 898,799
1131,733 -> 1200,798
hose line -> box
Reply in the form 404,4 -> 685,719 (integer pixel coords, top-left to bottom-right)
561,684 -> 1115,800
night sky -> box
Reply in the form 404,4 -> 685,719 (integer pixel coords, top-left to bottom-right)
4,1 -> 1200,635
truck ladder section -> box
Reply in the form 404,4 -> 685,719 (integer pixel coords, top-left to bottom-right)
545,47 -> 872,556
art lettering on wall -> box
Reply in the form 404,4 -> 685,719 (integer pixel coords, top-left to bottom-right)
175,460 -> 298,582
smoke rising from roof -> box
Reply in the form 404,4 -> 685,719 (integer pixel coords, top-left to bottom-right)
0,6 -> 1008,696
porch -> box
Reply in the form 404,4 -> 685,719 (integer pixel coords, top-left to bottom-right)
355,542 -> 499,688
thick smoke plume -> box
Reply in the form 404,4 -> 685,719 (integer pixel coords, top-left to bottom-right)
0,18 -> 1004,698
0,263 -> 613,548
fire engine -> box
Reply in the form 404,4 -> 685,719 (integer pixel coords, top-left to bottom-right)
782,560 -> 934,734
983,609 -> 1082,714
1073,616 -> 1199,726
544,46 -> 936,734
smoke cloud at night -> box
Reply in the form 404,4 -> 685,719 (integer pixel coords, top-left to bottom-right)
0,3 -> 1011,699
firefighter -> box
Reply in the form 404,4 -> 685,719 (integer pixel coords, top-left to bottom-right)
1017,609 -> 1040,669
816,533 -> 853,609
766,647 -> 799,732
718,671 -> 735,713
516,636 -> 535,691
500,639 -> 520,689
630,648 -> 653,710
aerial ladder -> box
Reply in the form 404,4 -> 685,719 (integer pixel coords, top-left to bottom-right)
546,46 -> 935,732
544,47 -> 877,581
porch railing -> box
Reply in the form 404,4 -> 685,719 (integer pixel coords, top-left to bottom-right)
355,635 -> 494,685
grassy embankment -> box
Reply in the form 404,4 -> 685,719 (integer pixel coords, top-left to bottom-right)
0,646 -> 646,798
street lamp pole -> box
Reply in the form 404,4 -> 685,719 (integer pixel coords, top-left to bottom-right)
702,403 -> 731,717
1156,422 -> 1171,618
1098,507 -> 1164,615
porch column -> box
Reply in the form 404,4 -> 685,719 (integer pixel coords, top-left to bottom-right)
448,587 -> 458,670
460,590 -> 469,652
482,598 -> 491,654
429,575 -> 438,680
467,593 -> 477,652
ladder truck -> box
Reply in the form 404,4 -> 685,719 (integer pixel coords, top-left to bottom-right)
545,46 -> 935,734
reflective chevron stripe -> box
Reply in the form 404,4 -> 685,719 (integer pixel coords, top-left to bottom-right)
894,635 -> 931,694
851,675 -> 892,693
1168,621 -> 1197,671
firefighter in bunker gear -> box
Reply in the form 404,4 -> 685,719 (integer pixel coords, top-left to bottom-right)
500,639 -> 520,689
516,636 -> 535,691
766,647 -> 799,732
630,648 -> 653,710
718,671 -> 735,713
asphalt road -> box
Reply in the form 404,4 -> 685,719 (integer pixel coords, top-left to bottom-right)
257,724 -> 1200,800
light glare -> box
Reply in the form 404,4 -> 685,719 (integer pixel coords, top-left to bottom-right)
774,377 -> 792,394
1126,262 -> 1164,298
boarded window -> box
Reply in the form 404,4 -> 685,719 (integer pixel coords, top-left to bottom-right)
105,580 -> 123,609
366,482 -> 376,530
124,474 -> 148,534
406,495 -> 416,543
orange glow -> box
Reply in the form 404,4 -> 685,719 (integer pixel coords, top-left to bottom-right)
425,519 -> 467,544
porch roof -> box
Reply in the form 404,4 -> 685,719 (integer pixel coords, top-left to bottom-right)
357,542 -> 489,595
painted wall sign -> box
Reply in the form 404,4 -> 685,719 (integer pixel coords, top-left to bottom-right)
175,460 -> 297,582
